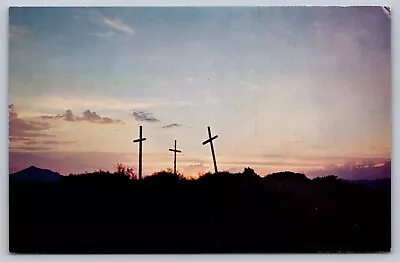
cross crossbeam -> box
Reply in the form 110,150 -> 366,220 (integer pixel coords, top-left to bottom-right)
169,140 -> 182,175
133,138 -> 146,143
202,135 -> 218,145
133,126 -> 146,180
169,149 -> 182,153
202,126 -> 219,174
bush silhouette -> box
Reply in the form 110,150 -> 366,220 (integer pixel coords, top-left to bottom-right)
9,166 -> 391,254
145,168 -> 185,181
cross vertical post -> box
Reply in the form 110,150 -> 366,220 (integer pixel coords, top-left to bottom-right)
139,126 -> 142,179
133,126 -> 146,180
169,140 -> 182,175
173,140 -> 176,174
202,126 -> 219,174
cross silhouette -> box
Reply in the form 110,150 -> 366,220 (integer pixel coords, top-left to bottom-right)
169,140 -> 182,175
133,126 -> 146,180
202,126 -> 219,174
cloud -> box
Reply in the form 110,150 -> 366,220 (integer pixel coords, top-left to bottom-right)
40,114 -> 64,120
260,152 -> 390,166
82,110 -> 103,122
9,105 -> 79,152
183,163 -> 210,177
23,140 -> 41,145
9,104 -> 54,141
240,80 -> 263,91
147,56 -> 159,60
162,123 -> 182,129
226,167 -> 241,173
132,110 -> 160,122
11,146 -> 54,152
74,10 -> 134,37
41,109 -> 124,124
90,30 -> 114,38
65,110 -> 75,121
99,16 -> 134,36
9,137 -> 32,142
13,95 -> 193,114
24,140 -> 76,146
306,160 -> 391,180
219,160 -> 323,169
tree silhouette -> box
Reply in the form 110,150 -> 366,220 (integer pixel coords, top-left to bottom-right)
113,163 -> 137,180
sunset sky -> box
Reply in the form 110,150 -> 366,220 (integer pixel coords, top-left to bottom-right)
8,6 -> 391,179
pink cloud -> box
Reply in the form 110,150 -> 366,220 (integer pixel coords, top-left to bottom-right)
306,160 -> 391,180
9,104 -> 56,146
182,163 -> 210,178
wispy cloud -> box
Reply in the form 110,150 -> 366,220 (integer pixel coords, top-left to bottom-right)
162,123 -> 182,129
240,80 -> 264,91
73,10 -> 134,37
99,16 -> 135,36
183,163 -> 210,177
218,160 -> 323,169
132,110 -> 160,122
147,56 -> 159,60
90,30 -> 114,38
41,109 -> 124,125
11,146 -> 54,152
24,140 -> 76,146
13,95 -> 193,115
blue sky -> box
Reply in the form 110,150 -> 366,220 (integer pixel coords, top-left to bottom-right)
8,7 -> 391,178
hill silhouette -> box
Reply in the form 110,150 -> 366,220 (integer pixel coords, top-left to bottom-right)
9,167 -> 391,254
345,178 -> 391,192
9,166 -> 62,183
264,171 -> 310,182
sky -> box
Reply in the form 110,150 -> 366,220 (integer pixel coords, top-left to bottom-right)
8,6 -> 391,179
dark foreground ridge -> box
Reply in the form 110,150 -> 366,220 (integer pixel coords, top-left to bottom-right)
9,167 -> 391,254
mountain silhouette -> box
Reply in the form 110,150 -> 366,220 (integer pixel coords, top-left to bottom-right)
9,166 -> 62,183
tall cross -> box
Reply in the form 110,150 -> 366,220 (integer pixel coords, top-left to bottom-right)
133,126 -> 146,180
169,140 -> 182,175
202,126 -> 219,174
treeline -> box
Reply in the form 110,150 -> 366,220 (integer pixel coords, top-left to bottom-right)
9,167 -> 391,254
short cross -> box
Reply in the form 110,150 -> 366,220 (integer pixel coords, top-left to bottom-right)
169,140 -> 182,175
133,126 -> 146,180
202,126 -> 219,174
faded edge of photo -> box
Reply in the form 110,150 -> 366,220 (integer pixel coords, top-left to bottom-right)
0,1 -> 399,262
